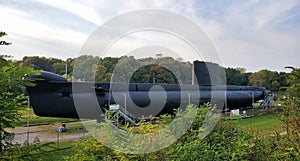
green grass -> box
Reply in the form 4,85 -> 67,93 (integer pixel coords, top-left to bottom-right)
233,115 -> 283,129
17,108 -> 79,126
62,122 -> 86,133
33,141 -> 77,161
6,141 -> 78,161
230,111 -> 284,135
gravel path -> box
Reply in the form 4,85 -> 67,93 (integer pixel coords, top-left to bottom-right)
5,122 -> 89,145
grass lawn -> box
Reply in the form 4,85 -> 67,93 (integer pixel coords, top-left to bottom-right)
17,108 -> 79,126
33,141 -> 78,161
4,141 -> 79,161
230,109 -> 284,135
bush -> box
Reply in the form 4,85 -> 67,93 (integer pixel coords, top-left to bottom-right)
66,101 -> 300,160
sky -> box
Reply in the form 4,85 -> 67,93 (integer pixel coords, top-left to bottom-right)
0,0 -> 300,72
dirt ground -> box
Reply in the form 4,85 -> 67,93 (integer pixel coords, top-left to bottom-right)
5,122 -> 88,145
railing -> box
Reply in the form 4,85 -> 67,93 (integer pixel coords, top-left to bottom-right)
108,104 -> 137,125
259,93 -> 274,108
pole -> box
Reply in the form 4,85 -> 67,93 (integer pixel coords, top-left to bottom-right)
187,93 -> 191,105
252,92 -> 254,116
123,93 -> 126,125
192,64 -> 194,85
27,96 -> 30,146
57,132 -> 60,149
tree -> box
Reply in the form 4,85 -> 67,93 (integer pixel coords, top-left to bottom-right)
287,67 -> 300,98
0,32 -> 38,152
249,69 -> 279,91
0,58 -> 38,152
112,56 -> 140,83
225,67 -> 249,85
271,80 -> 281,92
130,64 -> 178,84
22,56 -> 66,74
0,32 -> 12,66
138,57 -> 192,84
100,57 -> 119,74
52,62 -> 66,75
95,64 -> 107,82
278,72 -> 288,87
235,67 -> 246,73
72,55 -> 100,81
0,32 -> 11,45
22,56 -> 53,71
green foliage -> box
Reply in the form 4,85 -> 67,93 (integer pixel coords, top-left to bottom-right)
0,31 -> 11,45
278,72 -> 289,89
287,68 -> 300,98
233,114 -> 283,134
0,56 -> 39,152
68,137 -> 115,161
72,55 -> 100,81
249,69 -> 282,92
138,57 -> 192,84
100,57 -> 119,74
1,142 -> 48,160
65,101 -> 300,160
1,141 -> 76,161
112,56 -> 140,83
22,56 -> 75,77
17,108 -> 78,126
95,64 -> 110,82
166,104 -> 250,161
130,64 -> 178,84
52,62 -> 66,75
167,122 -> 250,161
90,56 -> 192,84
23,56 -> 55,71
225,67 -> 249,86
66,104 -> 249,160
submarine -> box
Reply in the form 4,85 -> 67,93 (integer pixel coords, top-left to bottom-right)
26,61 -> 270,121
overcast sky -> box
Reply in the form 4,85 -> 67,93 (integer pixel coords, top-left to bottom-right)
1,0 -> 299,72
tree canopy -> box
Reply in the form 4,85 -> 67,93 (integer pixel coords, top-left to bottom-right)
287,67 -> 300,98
20,55 -> 295,92
225,67 -> 248,86
0,32 -> 38,152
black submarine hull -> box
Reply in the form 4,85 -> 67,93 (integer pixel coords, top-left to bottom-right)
26,72 -> 268,119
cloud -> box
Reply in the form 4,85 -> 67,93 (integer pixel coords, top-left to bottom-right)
192,0 -> 300,71
1,0 -> 299,71
34,0 -> 104,25
0,3 -> 92,59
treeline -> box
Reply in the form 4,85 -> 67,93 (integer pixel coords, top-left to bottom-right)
20,55 -> 292,92
21,56 -> 192,84
226,67 -> 289,92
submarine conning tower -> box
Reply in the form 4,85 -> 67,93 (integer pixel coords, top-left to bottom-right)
192,61 -> 222,86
